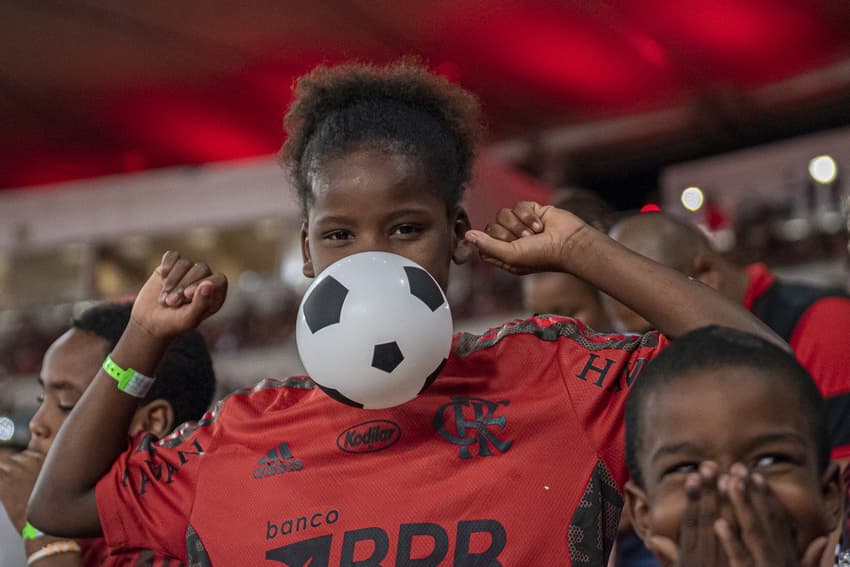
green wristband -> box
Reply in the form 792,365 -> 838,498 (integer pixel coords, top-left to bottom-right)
102,355 -> 155,398
22,521 -> 43,540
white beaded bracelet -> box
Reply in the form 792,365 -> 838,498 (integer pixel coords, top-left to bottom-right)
27,541 -> 81,565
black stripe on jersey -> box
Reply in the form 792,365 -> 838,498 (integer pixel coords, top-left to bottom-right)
454,316 -> 661,357
186,524 -> 211,567
825,391 -> 850,449
133,549 -> 154,565
568,459 -> 623,564
157,377 -> 315,449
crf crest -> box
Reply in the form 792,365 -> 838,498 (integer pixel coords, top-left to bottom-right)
433,396 -> 512,459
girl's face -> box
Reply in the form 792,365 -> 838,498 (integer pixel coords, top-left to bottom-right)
301,147 -> 470,290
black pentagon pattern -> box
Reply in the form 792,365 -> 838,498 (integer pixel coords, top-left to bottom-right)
317,384 -> 364,408
418,358 -> 447,394
404,266 -> 445,312
303,276 -> 349,333
371,341 -> 404,373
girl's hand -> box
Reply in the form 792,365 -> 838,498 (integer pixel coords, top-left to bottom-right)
130,250 -> 228,339
465,201 -> 590,275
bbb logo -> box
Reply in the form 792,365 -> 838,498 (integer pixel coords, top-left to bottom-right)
337,420 -> 401,454
433,396 -> 512,459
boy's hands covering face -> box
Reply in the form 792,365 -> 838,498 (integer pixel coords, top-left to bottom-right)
648,462 -> 829,567
465,201 -> 589,275
0,449 -> 44,532
715,465 -> 828,567
649,462 -> 726,567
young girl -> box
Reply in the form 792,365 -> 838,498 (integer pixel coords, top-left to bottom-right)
31,61 -> 779,566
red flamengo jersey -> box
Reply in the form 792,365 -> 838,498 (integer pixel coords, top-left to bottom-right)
96,316 -> 669,566
80,537 -> 183,566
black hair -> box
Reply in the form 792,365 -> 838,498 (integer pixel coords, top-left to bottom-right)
625,326 -> 829,488
280,60 -> 483,219
72,302 -> 216,428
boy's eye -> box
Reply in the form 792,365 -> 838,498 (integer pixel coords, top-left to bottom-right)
36,395 -> 45,405
754,454 -> 792,468
663,462 -> 699,476
58,404 -> 75,414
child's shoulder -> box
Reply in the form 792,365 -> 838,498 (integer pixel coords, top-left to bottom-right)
452,314 -> 656,357
221,376 -> 318,411
155,377 -> 317,449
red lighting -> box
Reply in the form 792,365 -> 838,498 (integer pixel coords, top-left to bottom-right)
640,204 -> 662,213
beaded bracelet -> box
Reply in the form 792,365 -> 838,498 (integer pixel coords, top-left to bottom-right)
27,541 -> 81,565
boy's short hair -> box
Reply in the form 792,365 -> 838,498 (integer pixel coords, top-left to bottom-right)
625,326 -> 829,487
551,187 -> 614,232
280,60 -> 484,218
72,302 -> 216,427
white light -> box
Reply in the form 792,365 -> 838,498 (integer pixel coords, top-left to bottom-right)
808,155 -> 838,184
680,186 -> 705,212
0,417 -> 14,441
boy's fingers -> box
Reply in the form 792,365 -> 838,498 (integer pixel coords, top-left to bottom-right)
745,473 -> 776,537
749,473 -> 799,562
717,474 -> 738,535
697,462 -> 720,557
647,535 -> 679,564
679,473 -> 701,556
727,465 -> 770,561
13,449 -> 44,459
10,450 -> 44,466
801,536 -> 828,567
714,518 -> 751,567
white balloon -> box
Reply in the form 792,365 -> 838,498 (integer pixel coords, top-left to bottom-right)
296,252 -> 453,409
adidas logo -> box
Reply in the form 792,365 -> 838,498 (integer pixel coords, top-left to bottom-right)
253,442 -> 303,479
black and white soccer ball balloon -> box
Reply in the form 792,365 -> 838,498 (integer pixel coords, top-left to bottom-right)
296,252 -> 452,409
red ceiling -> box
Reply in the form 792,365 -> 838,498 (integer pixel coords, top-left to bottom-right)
2,0 -> 850,190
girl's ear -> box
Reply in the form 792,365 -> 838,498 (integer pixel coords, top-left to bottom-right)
452,207 -> 473,265
301,223 -> 315,278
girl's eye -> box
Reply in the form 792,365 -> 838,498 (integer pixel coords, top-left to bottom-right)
36,395 -> 45,405
393,224 -> 422,236
324,230 -> 352,241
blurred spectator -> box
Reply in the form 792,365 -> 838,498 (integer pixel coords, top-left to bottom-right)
610,211 -> 850,461
2,301 -> 215,566
523,188 -> 615,331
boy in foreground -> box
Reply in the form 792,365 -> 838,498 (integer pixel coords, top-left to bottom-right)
624,326 -> 841,566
